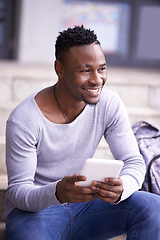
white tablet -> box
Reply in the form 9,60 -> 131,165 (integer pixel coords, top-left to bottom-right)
77,158 -> 124,187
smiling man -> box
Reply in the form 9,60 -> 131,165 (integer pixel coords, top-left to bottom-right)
4,25 -> 160,240
54,43 -> 107,106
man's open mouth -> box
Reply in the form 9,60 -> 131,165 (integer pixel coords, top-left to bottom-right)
86,88 -> 100,93
83,87 -> 102,96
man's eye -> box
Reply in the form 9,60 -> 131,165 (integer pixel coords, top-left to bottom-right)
99,67 -> 106,72
80,69 -> 90,73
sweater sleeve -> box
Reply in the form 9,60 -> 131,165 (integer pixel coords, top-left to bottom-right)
6,120 -> 61,213
104,93 -> 146,201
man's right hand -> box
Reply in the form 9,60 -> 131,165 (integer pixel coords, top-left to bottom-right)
55,175 -> 95,203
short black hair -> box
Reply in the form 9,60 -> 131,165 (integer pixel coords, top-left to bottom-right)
55,25 -> 100,62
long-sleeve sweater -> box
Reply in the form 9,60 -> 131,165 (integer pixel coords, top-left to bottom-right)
4,88 -> 145,219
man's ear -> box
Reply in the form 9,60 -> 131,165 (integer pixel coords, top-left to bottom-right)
54,60 -> 64,78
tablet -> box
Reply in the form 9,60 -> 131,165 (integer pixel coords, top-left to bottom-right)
77,158 -> 124,187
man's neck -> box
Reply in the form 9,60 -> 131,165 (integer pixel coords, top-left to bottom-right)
54,83 -> 86,123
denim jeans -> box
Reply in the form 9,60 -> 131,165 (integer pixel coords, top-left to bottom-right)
6,191 -> 160,240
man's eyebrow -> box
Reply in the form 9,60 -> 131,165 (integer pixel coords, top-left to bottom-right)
76,63 -> 106,69
99,63 -> 107,67
76,64 -> 92,69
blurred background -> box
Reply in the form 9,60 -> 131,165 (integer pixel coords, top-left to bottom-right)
0,0 -> 160,231
1,0 -> 160,66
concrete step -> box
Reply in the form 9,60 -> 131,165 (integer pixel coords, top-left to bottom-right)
0,176 -> 7,223
127,106 -> 160,126
0,175 -> 7,240
0,62 -> 160,109
0,102 -> 19,136
0,136 -> 6,175
0,76 -> 160,109
0,222 -> 7,240
0,188 -> 6,222
0,175 -> 7,190
0,175 -> 6,239
107,68 -> 160,110
0,62 -> 55,104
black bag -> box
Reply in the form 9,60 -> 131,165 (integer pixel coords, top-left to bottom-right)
132,121 -> 160,195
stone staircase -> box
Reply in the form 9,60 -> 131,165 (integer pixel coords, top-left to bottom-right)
0,177 -> 7,239
0,61 -> 160,239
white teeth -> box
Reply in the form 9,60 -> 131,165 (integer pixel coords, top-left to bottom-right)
86,88 -> 100,93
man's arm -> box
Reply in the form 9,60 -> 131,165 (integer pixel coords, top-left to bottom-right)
6,120 -> 61,212
103,93 -> 145,202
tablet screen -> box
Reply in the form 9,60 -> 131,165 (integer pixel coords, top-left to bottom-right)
77,158 -> 124,187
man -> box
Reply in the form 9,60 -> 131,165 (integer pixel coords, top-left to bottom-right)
4,25 -> 160,239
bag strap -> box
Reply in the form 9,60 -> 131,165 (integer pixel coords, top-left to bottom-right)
148,154 -> 160,193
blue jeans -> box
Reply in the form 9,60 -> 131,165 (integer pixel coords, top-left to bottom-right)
6,191 -> 160,240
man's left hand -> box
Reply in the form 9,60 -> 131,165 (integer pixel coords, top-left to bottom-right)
91,177 -> 123,203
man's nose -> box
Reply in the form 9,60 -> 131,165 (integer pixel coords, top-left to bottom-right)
89,71 -> 103,85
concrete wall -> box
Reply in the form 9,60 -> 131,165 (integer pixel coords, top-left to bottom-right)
18,0 -> 63,63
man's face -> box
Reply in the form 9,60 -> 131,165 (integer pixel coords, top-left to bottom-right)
60,43 -> 107,105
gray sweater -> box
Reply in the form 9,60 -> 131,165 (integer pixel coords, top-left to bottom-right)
4,88 -> 145,219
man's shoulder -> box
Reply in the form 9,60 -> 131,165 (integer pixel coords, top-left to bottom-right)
8,92 -> 40,127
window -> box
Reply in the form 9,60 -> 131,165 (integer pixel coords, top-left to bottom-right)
0,0 -> 17,59
62,0 -> 160,68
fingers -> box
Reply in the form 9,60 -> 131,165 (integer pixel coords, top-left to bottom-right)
66,175 -> 94,196
56,175 -> 95,204
91,177 -> 123,203
56,175 -> 123,204
104,177 -> 122,186
66,174 -> 86,184
65,185 -> 95,203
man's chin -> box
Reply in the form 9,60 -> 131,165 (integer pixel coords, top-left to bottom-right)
84,98 -> 100,106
